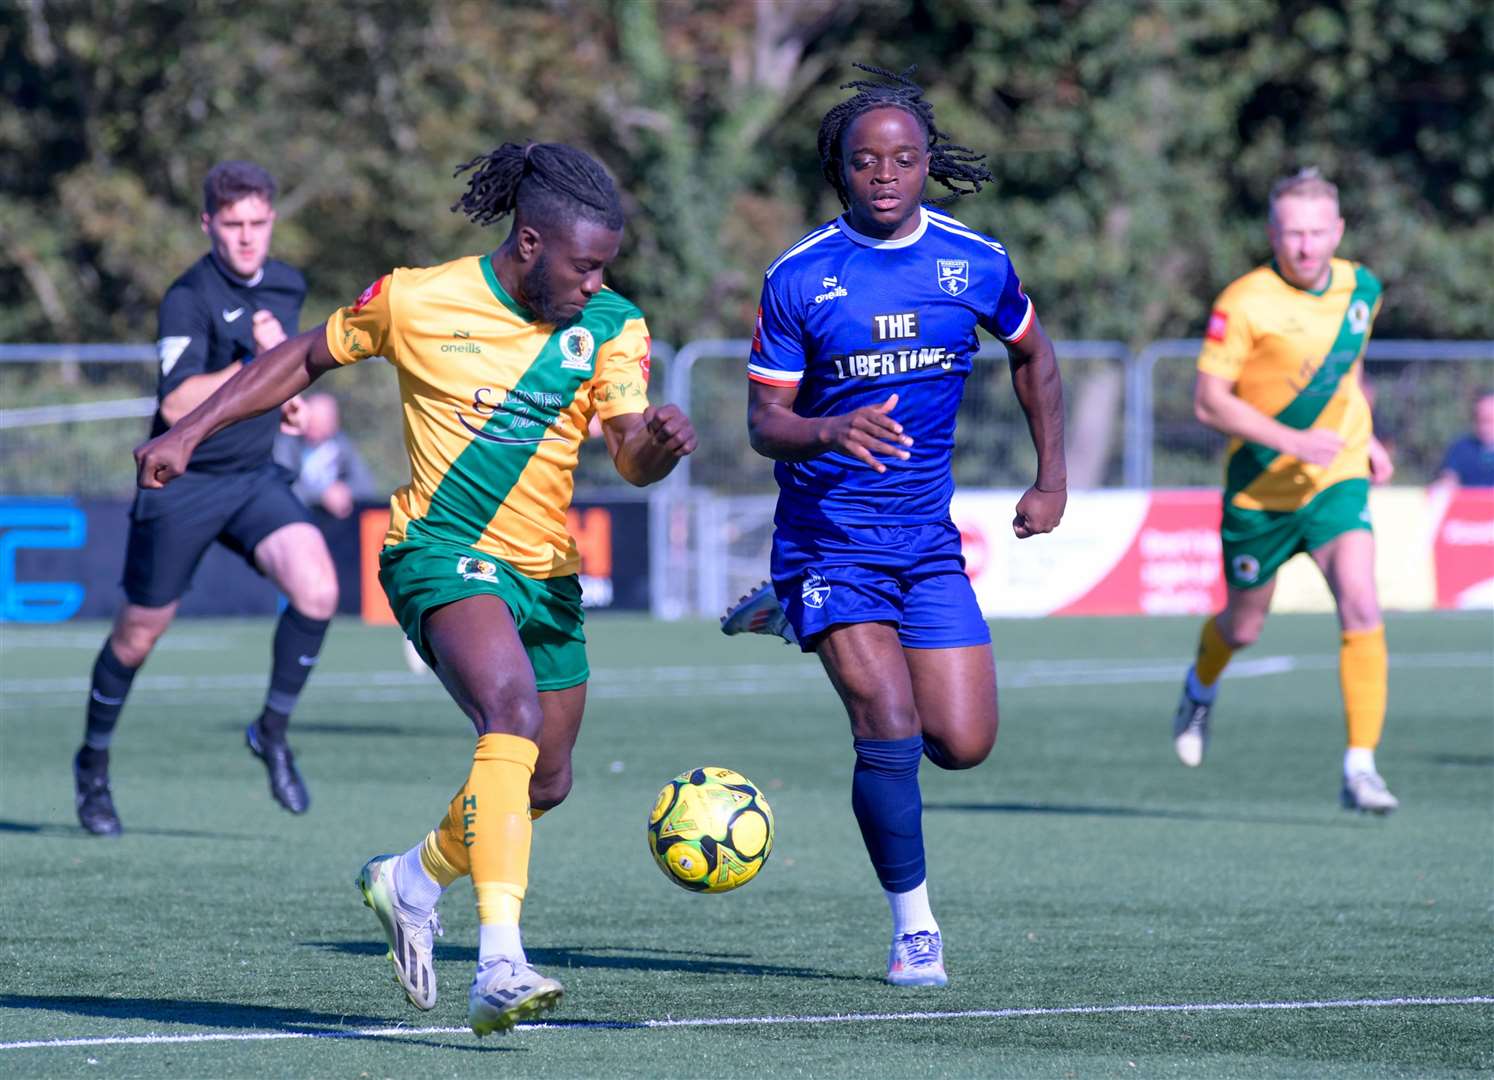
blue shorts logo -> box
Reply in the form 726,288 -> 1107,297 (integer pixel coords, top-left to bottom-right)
801,570 -> 831,609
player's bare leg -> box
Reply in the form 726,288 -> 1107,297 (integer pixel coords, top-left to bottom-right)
818,622 -> 947,986
425,596 -> 563,1033
905,644 -> 998,770
74,601 -> 178,835
1311,530 -> 1397,812
531,683 -> 587,815
247,522 -> 338,813
1173,579 -> 1276,767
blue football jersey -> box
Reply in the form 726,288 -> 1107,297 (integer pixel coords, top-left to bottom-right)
749,205 -> 1035,525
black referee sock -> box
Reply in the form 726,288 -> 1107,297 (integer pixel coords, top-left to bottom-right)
80,642 -> 139,768
260,606 -> 330,740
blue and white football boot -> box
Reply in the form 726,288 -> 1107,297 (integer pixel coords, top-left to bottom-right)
720,580 -> 797,645
887,930 -> 948,987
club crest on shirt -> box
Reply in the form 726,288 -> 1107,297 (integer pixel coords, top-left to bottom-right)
1347,299 -> 1371,335
936,259 -> 969,296
801,570 -> 831,609
559,326 -> 595,372
457,557 -> 500,583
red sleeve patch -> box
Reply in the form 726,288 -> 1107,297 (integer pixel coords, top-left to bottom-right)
751,305 -> 763,354
352,276 -> 385,313
1206,310 -> 1229,343
640,336 -> 652,384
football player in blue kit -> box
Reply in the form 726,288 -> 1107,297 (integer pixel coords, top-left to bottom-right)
723,65 -> 1067,986
72,161 -> 339,834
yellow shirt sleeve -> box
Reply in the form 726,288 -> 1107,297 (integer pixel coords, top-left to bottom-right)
588,314 -> 652,420
324,273 -> 396,367
1195,284 -> 1254,382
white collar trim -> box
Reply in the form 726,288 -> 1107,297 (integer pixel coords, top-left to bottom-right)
837,206 -> 928,249
212,252 -> 265,287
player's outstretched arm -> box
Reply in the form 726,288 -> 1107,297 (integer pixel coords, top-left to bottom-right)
747,381 -> 912,473
135,324 -> 340,489
603,405 -> 697,487
1194,371 -> 1343,466
1007,317 -> 1067,537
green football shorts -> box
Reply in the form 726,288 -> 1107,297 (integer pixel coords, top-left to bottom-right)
378,538 -> 589,691
1220,477 -> 1372,590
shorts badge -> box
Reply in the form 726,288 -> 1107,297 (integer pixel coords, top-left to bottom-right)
1230,554 -> 1261,585
801,570 -> 831,609
457,557 -> 500,582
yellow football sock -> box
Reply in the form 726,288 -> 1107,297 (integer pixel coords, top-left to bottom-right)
463,732 -> 538,927
1194,616 -> 1234,687
1341,625 -> 1388,750
418,793 -> 472,889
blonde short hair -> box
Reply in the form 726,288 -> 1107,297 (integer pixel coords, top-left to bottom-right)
1268,167 -> 1339,222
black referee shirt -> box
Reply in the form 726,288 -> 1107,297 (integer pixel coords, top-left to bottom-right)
151,252 -> 307,473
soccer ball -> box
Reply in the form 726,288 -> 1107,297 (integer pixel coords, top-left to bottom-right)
647,767 -> 774,893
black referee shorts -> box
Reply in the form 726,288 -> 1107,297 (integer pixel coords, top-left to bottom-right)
122,463 -> 313,608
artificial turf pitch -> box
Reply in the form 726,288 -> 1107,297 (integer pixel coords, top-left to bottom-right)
1,611 -> 1490,1078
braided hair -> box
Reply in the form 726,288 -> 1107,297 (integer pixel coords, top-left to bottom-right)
451,142 -> 624,233
818,64 -> 994,208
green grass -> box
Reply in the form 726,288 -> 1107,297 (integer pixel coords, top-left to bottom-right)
1,612 -> 1491,1078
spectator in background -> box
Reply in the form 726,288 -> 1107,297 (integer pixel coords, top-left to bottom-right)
275,392 -> 379,517
1430,390 -> 1494,490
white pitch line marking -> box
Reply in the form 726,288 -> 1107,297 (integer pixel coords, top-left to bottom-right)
2,995 -> 1489,1050
2,652 -> 1488,701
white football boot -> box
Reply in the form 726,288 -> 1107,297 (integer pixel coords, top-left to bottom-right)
1172,683 -> 1213,767
357,855 -> 443,1010
1342,770 -> 1400,814
468,957 -> 564,1036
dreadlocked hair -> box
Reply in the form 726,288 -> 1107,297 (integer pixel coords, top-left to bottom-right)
451,141 -> 624,232
818,63 -> 994,208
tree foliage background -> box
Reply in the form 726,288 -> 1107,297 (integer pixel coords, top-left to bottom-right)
2,0 -> 1491,490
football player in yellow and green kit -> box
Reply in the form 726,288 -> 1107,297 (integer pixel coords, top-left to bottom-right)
1171,167 -> 1398,813
134,142 -> 697,1033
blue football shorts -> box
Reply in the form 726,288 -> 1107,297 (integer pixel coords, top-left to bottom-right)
769,517 -> 990,653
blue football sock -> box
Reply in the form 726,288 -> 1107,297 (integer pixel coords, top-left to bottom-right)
851,734 -> 927,893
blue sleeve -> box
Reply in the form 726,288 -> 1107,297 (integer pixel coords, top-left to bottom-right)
978,256 -> 1036,343
1439,437 -> 1470,478
155,284 -> 213,399
747,274 -> 805,387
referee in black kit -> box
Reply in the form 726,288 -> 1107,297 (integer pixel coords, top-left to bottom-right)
73,161 -> 338,834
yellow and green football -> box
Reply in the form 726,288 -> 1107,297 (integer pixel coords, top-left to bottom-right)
647,767 -> 774,893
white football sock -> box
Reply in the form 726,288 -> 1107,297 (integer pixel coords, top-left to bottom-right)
886,880 -> 939,937
478,923 -> 526,965
1344,746 -> 1376,777
395,845 -> 442,919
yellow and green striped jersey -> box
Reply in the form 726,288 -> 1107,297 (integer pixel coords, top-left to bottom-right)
1197,258 -> 1382,512
325,254 -> 651,578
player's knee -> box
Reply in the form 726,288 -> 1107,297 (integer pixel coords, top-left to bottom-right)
110,618 -> 168,666
924,728 -> 996,771
1222,615 -> 1264,649
467,679 -> 544,740
1338,598 -> 1381,631
848,700 -> 920,741
289,575 -> 339,621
